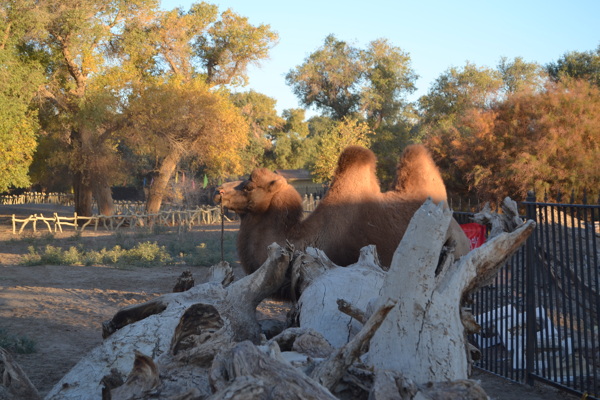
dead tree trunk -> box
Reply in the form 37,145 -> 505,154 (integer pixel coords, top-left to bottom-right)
39,198 -> 534,399
45,245 -> 291,400
368,200 -> 534,383
294,198 -> 534,385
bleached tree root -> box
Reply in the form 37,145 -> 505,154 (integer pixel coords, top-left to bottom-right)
46,244 -> 291,399
39,197 -> 533,399
0,347 -> 41,400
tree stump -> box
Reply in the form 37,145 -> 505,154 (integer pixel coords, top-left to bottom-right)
38,198 -> 534,399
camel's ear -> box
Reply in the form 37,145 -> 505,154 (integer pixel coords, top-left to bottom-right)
268,178 -> 286,193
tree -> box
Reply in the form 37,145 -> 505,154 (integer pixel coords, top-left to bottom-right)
231,90 -> 283,173
4,1 -> 277,216
269,109 -> 312,170
497,56 -> 546,94
311,117 -> 373,182
547,45 -> 600,87
22,0 -> 159,216
360,38 -> 417,129
123,79 -> 248,213
117,3 -> 277,208
286,35 -> 417,125
427,79 -> 600,202
0,0 -> 43,192
286,35 -> 363,120
418,62 -> 503,127
418,62 -> 504,195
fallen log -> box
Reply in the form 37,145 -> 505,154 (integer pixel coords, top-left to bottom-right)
293,198 -> 534,385
0,347 -> 41,400
45,245 -> 291,399
41,197 -> 533,399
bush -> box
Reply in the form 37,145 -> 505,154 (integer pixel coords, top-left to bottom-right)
118,242 -> 172,267
22,245 -> 83,266
21,242 -> 171,267
0,329 -> 36,354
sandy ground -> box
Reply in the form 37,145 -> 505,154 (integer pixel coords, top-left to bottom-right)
0,204 -> 577,399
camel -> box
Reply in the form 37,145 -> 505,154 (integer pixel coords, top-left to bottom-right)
215,144 -> 471,277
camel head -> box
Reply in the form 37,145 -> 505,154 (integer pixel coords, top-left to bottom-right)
215,168 -> 300,216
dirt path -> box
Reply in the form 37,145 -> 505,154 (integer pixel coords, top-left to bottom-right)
0,204 -> 577,399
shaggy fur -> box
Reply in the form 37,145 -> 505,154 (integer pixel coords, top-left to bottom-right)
216,145 -> 470,275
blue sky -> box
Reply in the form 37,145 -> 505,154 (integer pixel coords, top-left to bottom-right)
160,0 -> 600,115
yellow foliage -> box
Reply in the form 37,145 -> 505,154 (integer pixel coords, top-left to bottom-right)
122,79 -> 249,177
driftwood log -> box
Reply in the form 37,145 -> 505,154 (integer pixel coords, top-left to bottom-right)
295,198 -> 535,385
0,347 -> 41,400
5,197 -> 534,399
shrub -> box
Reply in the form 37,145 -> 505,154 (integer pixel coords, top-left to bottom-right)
118,241 -> 172,267
0,329 -> 36,354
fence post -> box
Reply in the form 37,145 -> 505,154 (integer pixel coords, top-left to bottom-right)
524,190 -> 537,385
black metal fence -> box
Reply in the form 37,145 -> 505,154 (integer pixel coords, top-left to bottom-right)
456,193 -> 600,398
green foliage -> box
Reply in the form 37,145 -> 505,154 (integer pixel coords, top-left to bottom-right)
547,45 -> 600,87
16,230 -> 239,268
311,117 -> 373,182
22,242 -> 172,267
0,329 -> 36,354
497,56 -> 546,94
118,242 -> 172,266
286,35 -> 417,125
231,90 -> 282,173
264,109 -> 313,170
418,62 -> 503,126
0,23 -> 44,191
361,38 -> 418,128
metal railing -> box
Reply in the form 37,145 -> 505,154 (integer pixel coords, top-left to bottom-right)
459,192 -> 600,398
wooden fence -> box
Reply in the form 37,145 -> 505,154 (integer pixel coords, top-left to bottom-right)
10,206 -> 225,235
1,192 -> 74,206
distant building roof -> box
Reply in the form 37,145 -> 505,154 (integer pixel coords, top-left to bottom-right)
275,169 -> 313,181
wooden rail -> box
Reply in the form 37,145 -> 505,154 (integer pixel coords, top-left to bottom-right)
11,206 -> 225,234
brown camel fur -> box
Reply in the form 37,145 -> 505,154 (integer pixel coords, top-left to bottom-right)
216,145 -> 470,276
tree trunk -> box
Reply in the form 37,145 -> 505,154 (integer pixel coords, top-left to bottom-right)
33,198 -> 535,399
73,171 -> 93,216
367,200 -> 535,383
146,150 -> 181,214
46,245 -> 291,399
91,177 -> 115,216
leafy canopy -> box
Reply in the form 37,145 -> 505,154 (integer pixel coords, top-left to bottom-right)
123,79 -> 248,177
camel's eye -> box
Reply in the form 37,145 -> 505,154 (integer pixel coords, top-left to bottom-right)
243,182 -> 255,192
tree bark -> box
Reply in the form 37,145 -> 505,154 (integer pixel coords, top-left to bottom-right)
146,150 -> 181,214
92,178 -> 115,216
39,198 -> 534,399
46,245 -> 291,399
367,199 -> 535,383
73,170 -> 93,217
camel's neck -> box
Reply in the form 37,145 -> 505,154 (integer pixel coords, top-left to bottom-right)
237,204 -> 304,274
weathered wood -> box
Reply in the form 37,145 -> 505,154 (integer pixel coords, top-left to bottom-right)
172,269 -> 195,292
209,341 -> 338,400
367,199 -> 535,383
472,196 -> 523,239
296,245 -> 386,348
46,244 -> 291,399
0,347 -> 41,400
310,300 -> 396,391
337,299 -> 367,324
109,351 -> 159,400
40,196 -> 533,399
268,327 -> 334,358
